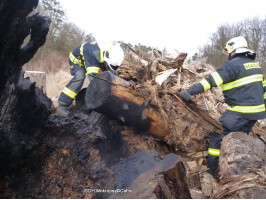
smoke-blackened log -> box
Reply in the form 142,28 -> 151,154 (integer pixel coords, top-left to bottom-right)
86,72 -> 169,138
110,151 -> 191,199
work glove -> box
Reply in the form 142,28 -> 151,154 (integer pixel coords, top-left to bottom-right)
180,90 -> 192,102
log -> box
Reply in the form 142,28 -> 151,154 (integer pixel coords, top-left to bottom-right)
219,132 -> 266,180
214,132 -> 266,198
24,71 -> 47,93
110,150 -> 191,199
85,72 -> 169,138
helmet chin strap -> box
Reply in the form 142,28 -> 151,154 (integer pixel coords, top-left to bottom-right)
106,63 -> 117,75
107,63 -> 115,71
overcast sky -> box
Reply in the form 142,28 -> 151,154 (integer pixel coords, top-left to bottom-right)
57,0 -> 266,57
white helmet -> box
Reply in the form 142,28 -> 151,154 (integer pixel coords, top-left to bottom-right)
104,44 -> 125,70
222,36 -> 248,55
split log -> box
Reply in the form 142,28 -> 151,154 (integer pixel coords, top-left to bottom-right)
85,72 -> 169,139
110,150 -> 191,199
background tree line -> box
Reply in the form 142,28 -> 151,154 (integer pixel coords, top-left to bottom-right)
32,0 -> 95,60
34,0 -> 265,74
32,0 -> 154,62
197,17 -> 266,73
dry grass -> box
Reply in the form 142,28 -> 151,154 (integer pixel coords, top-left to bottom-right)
23,51 -> 69,73
23,51 -> 72,99
46,70 -> 72,98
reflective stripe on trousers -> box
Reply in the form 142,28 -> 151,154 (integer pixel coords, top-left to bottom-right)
58,69 -> 86,106
62,87 -> 77,99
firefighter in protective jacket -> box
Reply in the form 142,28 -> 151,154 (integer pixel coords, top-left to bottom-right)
180,36 -> 266,176
57,41 -> 125,117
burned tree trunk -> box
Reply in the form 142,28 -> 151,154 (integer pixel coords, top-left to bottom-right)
0,0 -> 51,95
0,0 -> 51,168
85,72 -> 170,139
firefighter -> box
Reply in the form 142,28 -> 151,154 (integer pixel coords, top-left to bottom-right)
180,36 -> 266,176
57,41 -> 125,117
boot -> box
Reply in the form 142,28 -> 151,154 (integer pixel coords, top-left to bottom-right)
57,104 -> 70,117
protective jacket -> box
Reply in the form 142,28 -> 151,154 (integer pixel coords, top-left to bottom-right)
69,41 -> 107,75
187,53 -> 266,120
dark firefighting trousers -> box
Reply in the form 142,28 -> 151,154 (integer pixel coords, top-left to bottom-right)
58,64 -> 91,106
208,111 -> 256,175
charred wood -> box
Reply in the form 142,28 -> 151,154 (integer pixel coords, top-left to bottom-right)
0,0 -> 51,96
110,151 -> 191,199
85,72 -> 170,139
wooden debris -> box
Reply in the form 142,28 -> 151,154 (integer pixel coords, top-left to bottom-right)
110,151 -> 191,199
213,166 -> 266,199
155,69 -> 177,86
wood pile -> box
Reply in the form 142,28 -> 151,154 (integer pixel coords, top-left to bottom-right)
86,46 -> 266,198
87,48 -> 226,154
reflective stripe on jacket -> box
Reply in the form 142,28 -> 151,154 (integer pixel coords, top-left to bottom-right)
187,54 -> 266,120
69,41 -> 106,75
263,80 -> 266,101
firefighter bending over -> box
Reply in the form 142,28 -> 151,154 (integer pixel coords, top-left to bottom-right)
57,41 -> 125,117
180,36 -> 266,176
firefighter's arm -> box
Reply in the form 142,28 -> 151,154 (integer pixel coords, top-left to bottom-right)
263,78 -> 266,104
180,62 -> 235,102
83,51 -> 101,77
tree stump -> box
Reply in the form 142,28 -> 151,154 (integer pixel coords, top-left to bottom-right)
214,132 -> 266,198
219,132 -> 266,179
24,71 -> 47,93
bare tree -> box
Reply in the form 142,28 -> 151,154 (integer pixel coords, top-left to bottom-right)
199,16 -> 266,73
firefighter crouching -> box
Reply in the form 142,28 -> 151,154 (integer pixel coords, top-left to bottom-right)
57,41 -> 125,117
180,36 -> 266,176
